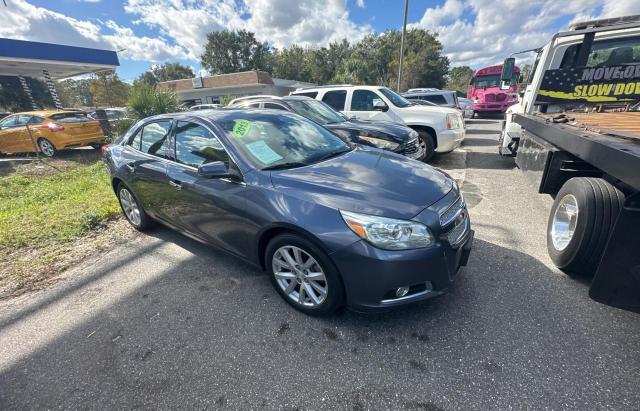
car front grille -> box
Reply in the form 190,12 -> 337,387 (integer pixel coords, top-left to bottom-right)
439,194 -> 469,246
402,138 -> 424,159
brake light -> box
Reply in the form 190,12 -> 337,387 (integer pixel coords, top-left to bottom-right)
40,122 -> 64,132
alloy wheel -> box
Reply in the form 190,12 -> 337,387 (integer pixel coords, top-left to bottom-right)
38,139 -> 55,157
551,194 -> 579,251
119,188 -> 142,227
272,245 -> 328,307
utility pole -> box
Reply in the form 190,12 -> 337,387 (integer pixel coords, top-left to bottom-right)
397,0 -> 409,92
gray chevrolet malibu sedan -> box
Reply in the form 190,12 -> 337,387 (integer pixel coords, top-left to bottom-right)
104,109 -> 473,315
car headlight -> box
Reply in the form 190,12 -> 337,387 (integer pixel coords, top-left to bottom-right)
446,113 -> 461,129
358,135 -> 399,150
340,210 -> 434,250
473,98 -> 480,103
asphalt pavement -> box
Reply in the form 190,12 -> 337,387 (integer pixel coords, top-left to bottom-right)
1,117 -> 638,410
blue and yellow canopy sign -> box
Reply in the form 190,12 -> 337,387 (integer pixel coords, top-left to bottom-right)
536,63 -> 640,104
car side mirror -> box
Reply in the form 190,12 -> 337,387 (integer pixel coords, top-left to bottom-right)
197,161 -> 242,181
373,102 -> 388,112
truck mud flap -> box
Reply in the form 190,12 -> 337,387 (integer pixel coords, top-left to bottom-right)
590,191 -> 640,313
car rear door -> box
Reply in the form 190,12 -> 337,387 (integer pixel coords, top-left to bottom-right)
122,119 -> 174,220
164,119 -> 249,256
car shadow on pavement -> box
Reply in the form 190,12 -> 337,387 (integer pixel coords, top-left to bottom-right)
465,129 -> 500,136
462,138 -> 499,147
2,233 -> 639,409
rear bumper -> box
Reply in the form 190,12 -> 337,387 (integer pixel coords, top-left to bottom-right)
330,229 -> 474,312
436,128 -> 465,152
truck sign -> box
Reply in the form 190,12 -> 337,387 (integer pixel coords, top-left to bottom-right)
536,63 -> 640,103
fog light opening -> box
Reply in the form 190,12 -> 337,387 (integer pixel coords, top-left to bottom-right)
395,287 -> 410,298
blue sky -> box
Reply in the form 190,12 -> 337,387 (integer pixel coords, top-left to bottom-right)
2,0 -> 639,82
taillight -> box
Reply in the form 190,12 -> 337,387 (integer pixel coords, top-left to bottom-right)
40,122 -> 64,132
101,144 -> 108,157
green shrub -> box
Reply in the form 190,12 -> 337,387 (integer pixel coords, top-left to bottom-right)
128,85 -> 183,120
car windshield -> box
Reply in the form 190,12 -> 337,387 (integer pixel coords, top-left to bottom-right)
378,87 -> 412,108
471,74 -> 501,88
219,112 -> 351,170
287,99 -> 346,125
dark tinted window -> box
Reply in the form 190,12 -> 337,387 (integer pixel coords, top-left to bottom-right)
140,120 -> 172,157
27,116 -> 44,125
263,103 -> 287,110
129,129 -> 142,150
351,90 -> 386,111
295,91 -> 318,98
175,121 -> 229,168
421,95 -> 448,105
322,90 -> 347,110
16,115 -> 31,126
561,36 -> 640,68
49,112 -> 92,123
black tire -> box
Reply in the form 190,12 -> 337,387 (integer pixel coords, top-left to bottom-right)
547,177 -> 624,275
417,130 -> 436,162
37,138 -> 57,157
116,183 -> 153,231
265,233 -> 345,316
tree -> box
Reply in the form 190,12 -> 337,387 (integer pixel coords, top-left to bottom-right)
519,64 -> 532,84
134,63 -> 195,88
128,84 -> 182,120
201,30 -> 274,74
89,71 -> 130,107
56,78 -> 93,108
0,76 -> 52,111
447,66 -> 474,94
273,45 -> 311,81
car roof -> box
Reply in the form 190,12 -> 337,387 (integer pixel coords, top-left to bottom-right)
141,108 -> 302,123
293,85 -> 384,92
6,110 -> 84,117
402,90 -> 455,96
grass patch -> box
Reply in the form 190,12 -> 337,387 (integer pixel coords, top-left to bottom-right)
0,161 -> 126,297
0,162 -> 120,249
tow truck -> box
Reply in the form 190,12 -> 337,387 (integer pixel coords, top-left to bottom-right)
499,15 -> 640,313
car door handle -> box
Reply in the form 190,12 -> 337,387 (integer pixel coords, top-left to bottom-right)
124,163 -> 135,172
169,180 -> 182,190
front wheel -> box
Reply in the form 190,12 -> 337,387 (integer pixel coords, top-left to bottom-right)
417,130 -> 436,162
547,177 -> 624,275
37,138 -> 57,157
266,234 -> 345,315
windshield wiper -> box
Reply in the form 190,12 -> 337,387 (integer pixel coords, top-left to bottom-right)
262,161 -> 308,171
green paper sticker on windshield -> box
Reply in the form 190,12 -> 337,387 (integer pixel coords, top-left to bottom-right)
232,119 -> 252,139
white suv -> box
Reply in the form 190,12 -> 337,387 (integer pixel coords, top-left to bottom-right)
291,85 -> 465,160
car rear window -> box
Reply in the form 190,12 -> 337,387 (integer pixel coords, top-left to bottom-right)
295,91 -> 318,98
49,112 -> 92,123
322,90 -> 347,111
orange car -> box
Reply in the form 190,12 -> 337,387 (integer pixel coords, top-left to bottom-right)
0,110 -> 106,157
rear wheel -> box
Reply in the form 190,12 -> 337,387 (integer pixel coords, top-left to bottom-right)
37,138 -> 56,157
117,183 -> 153,231
266,233 -> 345,315
547,177 -> 624,275
417,130 -> 436,162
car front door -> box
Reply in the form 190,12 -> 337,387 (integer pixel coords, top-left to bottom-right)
164,120 -> 249,256
343,89 -> 394,122
123,119 -> 174,220
0,115 -> 33,153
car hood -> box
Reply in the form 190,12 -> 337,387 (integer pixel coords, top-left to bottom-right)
270,147 -> 452,219
324,119 -> 415,144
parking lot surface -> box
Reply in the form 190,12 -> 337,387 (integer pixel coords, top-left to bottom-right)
1,118 -> 638,410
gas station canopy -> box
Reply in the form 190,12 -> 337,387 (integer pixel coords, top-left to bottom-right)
0,38 -> 119,80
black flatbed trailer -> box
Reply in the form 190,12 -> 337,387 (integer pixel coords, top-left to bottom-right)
513,113 -> 640,313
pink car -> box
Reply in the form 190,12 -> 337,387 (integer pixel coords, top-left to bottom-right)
467,64 -> 520,117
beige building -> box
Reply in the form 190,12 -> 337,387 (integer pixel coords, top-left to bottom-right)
156,70 -> 315,106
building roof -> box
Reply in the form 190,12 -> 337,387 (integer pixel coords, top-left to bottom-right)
0,38 -> 119,79
157,71 -> 275,93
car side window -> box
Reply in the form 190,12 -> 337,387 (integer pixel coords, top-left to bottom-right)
296,91 -> 318,98
351,90 -> 386,111
140,120 -> 172,158
16,115 -> 31,127
175,121 -> 229,168
263,103 -> 286,110
129,128 -> 142,150
0,116 -> 17,129
421,95 -> 448,105
322,90 -> 347,111
27,116 -> 44,125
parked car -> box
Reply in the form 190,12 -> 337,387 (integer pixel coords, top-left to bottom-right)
0,110 -> 105,157
104,110 -> 473,315
406,99 -> 438,106
191,104 -> 222,110
457,97 -> 475,118
88,108 -> 128,122
0,112 -> 11,120
291,85 -> 465,160
228,95 -> 426,161
402,88 -> 472,119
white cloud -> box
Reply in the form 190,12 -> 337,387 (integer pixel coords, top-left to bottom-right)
412,0 -> 640,68
355,0 -> 365,8
0,0 -> 190,62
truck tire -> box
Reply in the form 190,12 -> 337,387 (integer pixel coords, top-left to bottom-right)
417,130 -> 436,162
547,177 -> 624,275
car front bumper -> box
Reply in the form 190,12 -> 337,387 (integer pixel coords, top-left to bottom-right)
436,128 -> 465,152
472,102 -> 515,112
330,225 -> 474,312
